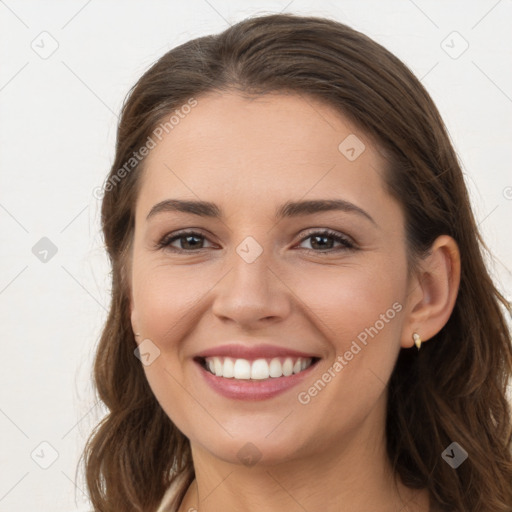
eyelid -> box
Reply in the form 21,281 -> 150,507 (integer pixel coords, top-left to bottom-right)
155,229 -> 215,251
296,228 -> 357,252
156,227 -> 357,253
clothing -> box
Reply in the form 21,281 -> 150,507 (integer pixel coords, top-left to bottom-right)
155,471 -> 191,512
155,472 -> 440,511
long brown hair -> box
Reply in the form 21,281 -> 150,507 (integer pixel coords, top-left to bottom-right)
80,13 -> 512,511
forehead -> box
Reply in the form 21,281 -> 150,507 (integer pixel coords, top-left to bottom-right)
137,91 -> 391,217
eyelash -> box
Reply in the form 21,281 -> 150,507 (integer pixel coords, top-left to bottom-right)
156,229 -> 356,254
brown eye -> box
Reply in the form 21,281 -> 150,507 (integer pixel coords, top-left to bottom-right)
297,230 -> 355,253
157,231 -> 214,252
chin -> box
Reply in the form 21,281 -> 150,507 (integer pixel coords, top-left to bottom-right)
199,436 -> 307,468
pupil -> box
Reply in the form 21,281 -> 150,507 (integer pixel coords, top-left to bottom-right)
183,235 -> 202,249
311,235 -> 333,250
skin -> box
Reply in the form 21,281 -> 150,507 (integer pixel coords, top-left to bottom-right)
129,91 -> 461,512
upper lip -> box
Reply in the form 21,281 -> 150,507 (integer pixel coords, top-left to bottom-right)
194,344 -> 321,360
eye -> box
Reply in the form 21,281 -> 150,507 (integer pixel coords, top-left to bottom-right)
296,229 -> 356,253
156,228 -> 356,254
156,230 -> 214,252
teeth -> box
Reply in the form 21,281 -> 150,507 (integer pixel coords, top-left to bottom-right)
233,358 -> 251,379
203,356 -> 314,380
251,359 -> 269,380
269,358 -> 282,378
214,357 -> 223,377
222,357 -> 234,378
282,358 -> 293,376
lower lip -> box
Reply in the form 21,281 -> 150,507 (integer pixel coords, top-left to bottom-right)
196,360 -> 318,400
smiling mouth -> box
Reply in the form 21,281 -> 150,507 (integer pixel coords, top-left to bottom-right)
195,356 -> 320,380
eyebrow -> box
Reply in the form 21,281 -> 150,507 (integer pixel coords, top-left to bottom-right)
146,198 -> 376,225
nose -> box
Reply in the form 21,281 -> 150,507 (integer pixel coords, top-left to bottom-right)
211,246 -> 292,329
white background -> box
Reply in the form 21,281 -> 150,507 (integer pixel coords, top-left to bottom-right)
0,1 -> 511,511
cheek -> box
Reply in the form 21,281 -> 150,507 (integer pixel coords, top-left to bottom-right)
133,250 -> 407,357
288,259 -> 406,439
131,262 -> 208,432
132,260 -> 210,349
290,256 -> 406,347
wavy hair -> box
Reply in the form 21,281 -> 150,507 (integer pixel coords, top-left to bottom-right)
80,13 -> 512,511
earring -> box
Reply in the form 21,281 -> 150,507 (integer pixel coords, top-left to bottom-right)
412,332 -> 422,350
134,332 -> 141,339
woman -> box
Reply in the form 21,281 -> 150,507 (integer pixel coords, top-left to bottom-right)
81,13 -> 512,512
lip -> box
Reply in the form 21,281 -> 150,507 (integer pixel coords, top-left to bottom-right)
197,363 -> 318,400
194,350 -> 320,401
194,343 -> 320,360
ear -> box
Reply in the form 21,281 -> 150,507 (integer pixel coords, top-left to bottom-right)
401,235 -> 461,348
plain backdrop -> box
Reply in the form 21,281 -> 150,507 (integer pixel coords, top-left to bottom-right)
0,1 -> 511,511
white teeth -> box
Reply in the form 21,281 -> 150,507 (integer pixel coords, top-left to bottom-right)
282,357 -> 293,376
203,356 -> 314,380
213,357 -> 223,377
222,357 -> 234,378
233,358 -> 251,379
251,359 -> 269,380
269,358 -> 282,378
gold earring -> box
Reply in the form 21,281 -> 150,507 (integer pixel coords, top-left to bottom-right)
413,332 -> 422,350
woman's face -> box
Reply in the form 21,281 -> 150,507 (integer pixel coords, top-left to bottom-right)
129,91 -> 415,466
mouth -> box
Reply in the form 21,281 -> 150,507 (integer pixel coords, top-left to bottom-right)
195,355 -> 321,380
192,344 -> 322,400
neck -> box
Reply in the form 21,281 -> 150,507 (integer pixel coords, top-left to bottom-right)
178,395 -> 429,512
